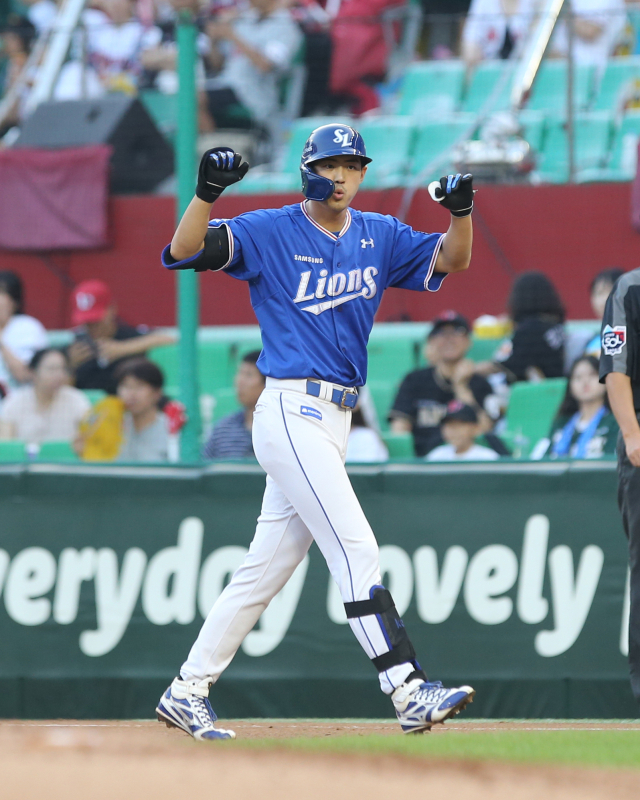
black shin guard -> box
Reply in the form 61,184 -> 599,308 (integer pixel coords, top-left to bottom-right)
344,585 -> 426,678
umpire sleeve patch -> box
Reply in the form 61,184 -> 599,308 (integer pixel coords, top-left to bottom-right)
602,324 -> 627,356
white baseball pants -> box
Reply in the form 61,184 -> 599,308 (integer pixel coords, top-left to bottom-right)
181,378 -> 416,694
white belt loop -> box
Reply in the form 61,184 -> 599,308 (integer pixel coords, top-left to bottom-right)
318,381 -> 333,402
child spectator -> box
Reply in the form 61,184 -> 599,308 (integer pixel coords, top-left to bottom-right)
202,350 -> 265,459
68,279 -> 173,395
427,401 -> 499,461
0,270 -> 48,391
585,268 -> 625,358
0,348 -> 90,445
531,355 -> 619,459
389,310 -> 500,457
115,358 -> 171,462
462,0 -> 536,66
477,271 -> 566,383
346,404 -> 388,463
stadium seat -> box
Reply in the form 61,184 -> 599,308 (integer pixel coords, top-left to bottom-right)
592,56 -> 640,111
503,378 -> 567,458
0,441 -> 26,462
409,114 -> 477,180
381,431 -> 414,458
38,441 -> 79,462
139,90 -> 177,143
579,110 -> 640,182
467,337 -> 502,363
398,61 -> 466,117
356,117 -> 415,187
519,110 -> 547,155
149,345 -> 179,391
366,379 -> 401,432
537,112 -> 613,183
528,61 -> 595,115
461,61 -> 514,114
211,387 -> 241,422
366,330 -> 420,386
81,389 -> 107,406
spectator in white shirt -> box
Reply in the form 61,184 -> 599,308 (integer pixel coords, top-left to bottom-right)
21,0 -> 58,33
462,0 -> 537,66
551,0 -> 627,71
346,406 -> 389,463
427,401 -> 499,462
0,348 -> 91,444
0,270 -> 48,392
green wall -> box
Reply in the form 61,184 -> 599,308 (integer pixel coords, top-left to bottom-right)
0,460 -> 636,719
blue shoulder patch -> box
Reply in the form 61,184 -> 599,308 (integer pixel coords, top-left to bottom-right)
300,406 -> 322,421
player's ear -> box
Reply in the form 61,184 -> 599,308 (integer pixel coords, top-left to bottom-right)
360,164 -> 367,183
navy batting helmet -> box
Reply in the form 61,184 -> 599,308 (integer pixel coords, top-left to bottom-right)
300,124 -> 372,202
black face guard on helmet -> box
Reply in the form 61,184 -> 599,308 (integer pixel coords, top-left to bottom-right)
300,123 -> 372,201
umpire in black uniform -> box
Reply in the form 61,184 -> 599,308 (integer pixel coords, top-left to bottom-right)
600,267 -> 640,704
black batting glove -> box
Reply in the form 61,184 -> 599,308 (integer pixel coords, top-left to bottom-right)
431,173 -> 475,217
196,147 -> 249,203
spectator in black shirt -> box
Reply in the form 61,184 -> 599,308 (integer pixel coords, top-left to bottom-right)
68,279 -> 174,394
477,272 -> 566,384
389,310 -> 501,456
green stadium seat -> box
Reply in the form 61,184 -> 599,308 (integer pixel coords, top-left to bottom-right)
409,114 -> 477,180
528,61 -> 595,115
467,337 -> 502,363
366,331 -> 420,386
398,61 -> 466,117
592,56 -> 640,111
81,389 -> 107,406
149,345 -> 179,391
139,90 -> 177,143
212,387 -> 241,422
0,441 -> 26,462
579,110 -> 640,182
519,110 -> 546,155
462,61 -> 513,114
366,379 -> 401,432
503,378 -> 567,458
537,112 -> 613,183
38,441 -> 79,462
356,117 -> 415,188
381,431 -> 414,458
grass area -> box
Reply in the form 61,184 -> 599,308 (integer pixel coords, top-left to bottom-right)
241,727 -> 640,770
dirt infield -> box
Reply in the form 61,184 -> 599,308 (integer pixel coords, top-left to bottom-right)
2,720 -> 640,800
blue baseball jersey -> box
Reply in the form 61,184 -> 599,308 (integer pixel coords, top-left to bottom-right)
162,201 -> 447,386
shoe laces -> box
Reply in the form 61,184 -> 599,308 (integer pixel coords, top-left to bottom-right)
190,694 -> 217,728
412,681 -> 448,705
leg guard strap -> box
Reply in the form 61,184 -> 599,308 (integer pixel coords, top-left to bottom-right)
344,586 -> 422,674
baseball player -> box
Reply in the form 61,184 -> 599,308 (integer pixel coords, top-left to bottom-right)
156,125 -> 476,739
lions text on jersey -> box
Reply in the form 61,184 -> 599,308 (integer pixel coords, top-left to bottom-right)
162,201 -> 446,386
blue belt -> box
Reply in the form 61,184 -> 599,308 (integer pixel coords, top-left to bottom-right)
306,380 -> 358,410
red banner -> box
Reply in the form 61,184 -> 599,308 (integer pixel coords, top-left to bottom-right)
0,145 -> 111,251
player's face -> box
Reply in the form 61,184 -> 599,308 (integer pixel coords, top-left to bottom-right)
590,279 -> 613,320
429,326 -> 470,364
312,155 -> 367,212
441,420 -> 478,451
570,360 -> 605,405
118,375 -> 162,417
235,361 -> 265,409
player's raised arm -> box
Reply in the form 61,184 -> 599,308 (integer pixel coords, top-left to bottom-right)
167,148 -> 249,264
429,173 -> 474,274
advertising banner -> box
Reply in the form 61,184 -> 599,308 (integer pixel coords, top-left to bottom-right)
0,461 -> 635,719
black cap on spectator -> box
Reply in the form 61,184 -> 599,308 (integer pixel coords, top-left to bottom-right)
442,400 -> 478,425
428,310 -> 471,339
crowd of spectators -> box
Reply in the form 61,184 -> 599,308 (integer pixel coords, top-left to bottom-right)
2,0 -> 639,145
0,262 -> 628,464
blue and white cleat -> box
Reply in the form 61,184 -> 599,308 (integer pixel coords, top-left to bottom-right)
156,677 -> 236,741
392,679 -> 475,734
